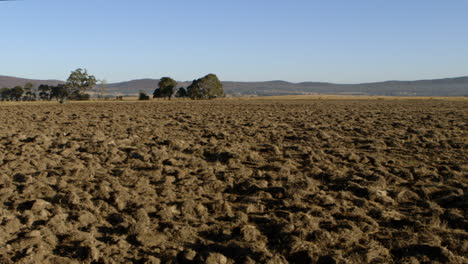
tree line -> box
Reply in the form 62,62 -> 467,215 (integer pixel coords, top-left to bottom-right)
142,73 -> 224,100
1,69 -> 224,102
0,68 -> 96,102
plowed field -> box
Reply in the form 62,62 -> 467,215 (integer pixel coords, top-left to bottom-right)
0,99 -> 466,263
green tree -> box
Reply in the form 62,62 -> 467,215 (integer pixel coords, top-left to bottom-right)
50,84 -> 69,101
23,82 -> 36,101
38,85 -> 51,100
200,74 -> 223,99
139,91 -> 150,100
68,90 -> 91,100
187,74 -> 224,99
153,88 -> 163,99
156,77 -> 177,100
10,86 -> 24,101
65,68 -> 96,100
175,87 -> 188,98
187,80 -> 202,99
0,88 -> 11,101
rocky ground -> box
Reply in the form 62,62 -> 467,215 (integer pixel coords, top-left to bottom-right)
0,99 -> 466,264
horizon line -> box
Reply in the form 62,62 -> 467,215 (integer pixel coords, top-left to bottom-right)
0,74 -> 467,86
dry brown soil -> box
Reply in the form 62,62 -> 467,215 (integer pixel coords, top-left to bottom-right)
0,99 -> 466,264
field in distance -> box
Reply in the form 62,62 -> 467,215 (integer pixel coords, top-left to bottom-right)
0,99 -> 466,263
1,94 -> 467,106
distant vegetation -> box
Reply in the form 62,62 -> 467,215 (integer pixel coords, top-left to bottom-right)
0,85 -> 26,101
138,91 -> 150,100
1,74 -> 467,98
100,77 -> 468,97
187,74 -> 224,99
149,74 -> 224,100
153,77 -> 177,100
175,87 -> 188,98
65,68 -> 96,101
0,70 -> 224,102
0,68 -> 96,102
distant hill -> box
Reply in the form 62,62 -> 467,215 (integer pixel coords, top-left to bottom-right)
0,75 -> 63,88
1,75 -> 467,97
105,77 -> 468,97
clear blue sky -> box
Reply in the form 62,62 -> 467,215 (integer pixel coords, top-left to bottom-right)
0,0 -> 467,83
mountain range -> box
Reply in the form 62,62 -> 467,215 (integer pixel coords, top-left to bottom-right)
0,75 -> 62,89
1,75 -> 467,97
